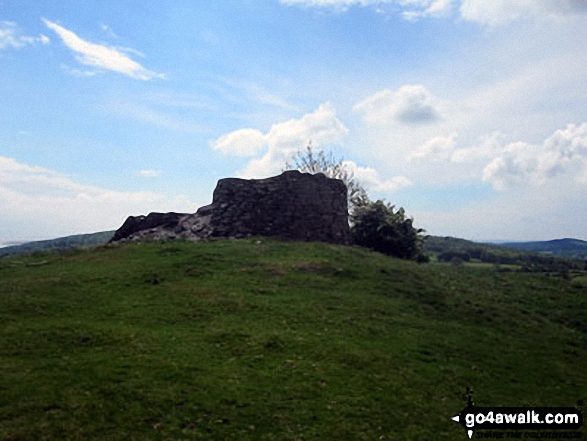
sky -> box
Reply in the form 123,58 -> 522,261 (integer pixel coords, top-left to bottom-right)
1,0 -> 587,244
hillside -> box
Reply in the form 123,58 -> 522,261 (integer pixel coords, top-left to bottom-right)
0,239 -> 585,440
500,238 -> 587,259
423,236 -> 587,274
0,231 -> 114,258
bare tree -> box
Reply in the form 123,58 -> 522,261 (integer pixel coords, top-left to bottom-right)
283,143 -> 369,212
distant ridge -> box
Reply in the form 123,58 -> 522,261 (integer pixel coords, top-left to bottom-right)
0,231 -> 114,258
498,238 -> 587,259
2,231 -> 586,262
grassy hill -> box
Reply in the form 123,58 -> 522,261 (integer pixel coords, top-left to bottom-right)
0,239 -> 585,440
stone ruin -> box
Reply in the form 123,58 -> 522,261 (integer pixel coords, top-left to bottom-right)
110,170 -> 351,245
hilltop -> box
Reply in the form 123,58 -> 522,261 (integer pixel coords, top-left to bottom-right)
0,239 -> 585,440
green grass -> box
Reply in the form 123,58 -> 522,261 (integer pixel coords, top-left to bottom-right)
1,239 -> 586,440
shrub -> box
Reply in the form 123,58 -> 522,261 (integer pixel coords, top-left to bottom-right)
350,200 -> 428,262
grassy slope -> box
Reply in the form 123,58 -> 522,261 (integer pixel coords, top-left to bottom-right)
0,239 -> 586,440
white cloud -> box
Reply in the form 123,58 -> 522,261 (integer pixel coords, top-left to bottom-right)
402,0 -> 453,20
212,104 -> 407,194
354,37 -> 587,187
482,123 -> 587,190
460,0 -> 587,26
280,0 -> 442,13
450,132 -> 505,163
138,170 -> 162,178
280,0 -> 382,11
211,129 -> 267,157
0,156 -> 199,241
266,103 -> 348,150
354,85 -> 442,125
0,21 -> 21,49
214,103 -> 349,178
408,132 -> 508,164
403,123 -> 587,190
116,46 -> 146,59
280,0 -> 586,24
0,21 -> 50,49
408,133 -> 457,161
342,161 -> 412,192
43,19 -> 164,80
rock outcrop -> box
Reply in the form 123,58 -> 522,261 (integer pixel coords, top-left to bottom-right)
110,212 -> 189,243
110,170 -> 350,244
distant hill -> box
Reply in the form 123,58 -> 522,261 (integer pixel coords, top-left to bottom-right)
3,230 -> 586,271
423,235 -> 530,257
0,231 -> 114,258
423,235 -> 586,273
499,238 -> 587,259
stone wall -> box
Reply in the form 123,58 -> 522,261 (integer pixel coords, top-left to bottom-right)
110,170 -> 350,244
210,170 -> 350,243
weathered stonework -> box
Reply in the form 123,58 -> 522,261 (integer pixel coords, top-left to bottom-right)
110,170 -> 350,244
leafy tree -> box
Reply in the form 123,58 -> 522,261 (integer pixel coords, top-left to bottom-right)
284,144 -> 428,261
350,199 -> 428,262
284,143 -> 368,212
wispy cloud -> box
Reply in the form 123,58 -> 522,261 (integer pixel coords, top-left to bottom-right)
100,23 -> 118,39
60,64 -> 99,77
279,0 -> 453,16
0,21 -> 49,49
109,100 -> 206,133
280,0 -> 586,24
279,0 -> 390,13
0,156 -> 199,240
219,77 -> 300,112
42,19 -> 164,80
138,169 -> 162,178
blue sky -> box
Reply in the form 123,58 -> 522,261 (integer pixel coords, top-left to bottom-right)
1,0 -> 587,244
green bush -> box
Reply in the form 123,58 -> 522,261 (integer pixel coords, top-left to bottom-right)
350,200 -> 428,262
